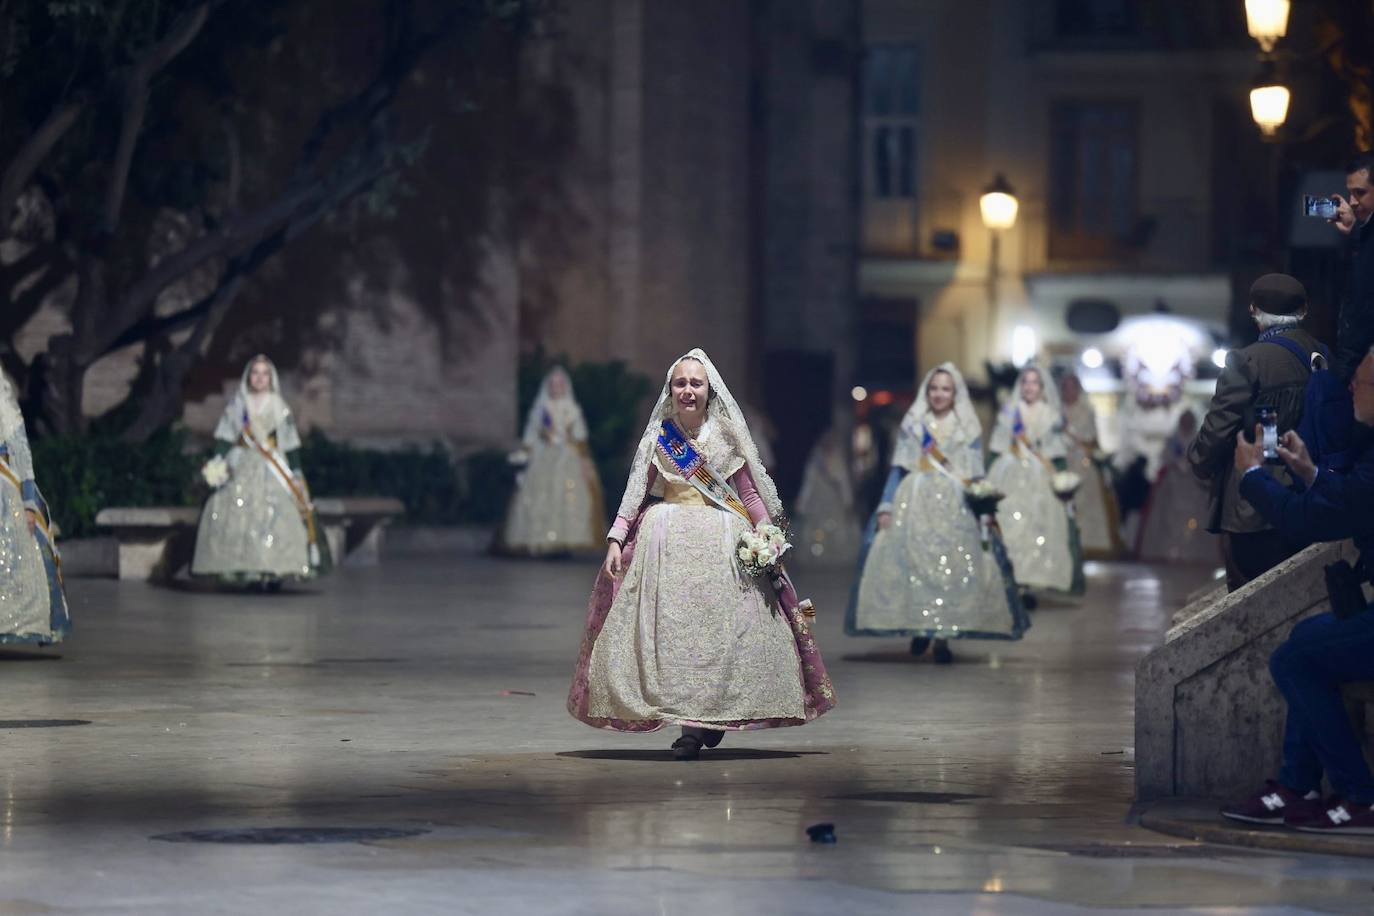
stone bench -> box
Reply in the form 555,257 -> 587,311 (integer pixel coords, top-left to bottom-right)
95,497 -> 405,581
1136,539 -> 1374,801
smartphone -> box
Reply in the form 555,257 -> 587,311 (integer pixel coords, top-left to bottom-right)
1303,194 -> 1339,219
1257,406 -> 1280,462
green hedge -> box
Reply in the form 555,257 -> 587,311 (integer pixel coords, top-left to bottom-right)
32,428 -> 202,539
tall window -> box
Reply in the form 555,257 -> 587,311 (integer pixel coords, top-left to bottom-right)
1053,0 -> 1138,39
1049,100 -> 1139,260
863,46 -> 920,255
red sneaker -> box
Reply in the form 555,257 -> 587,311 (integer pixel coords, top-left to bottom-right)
1220,780 -> 1318,825
1289,798 -> 1374,835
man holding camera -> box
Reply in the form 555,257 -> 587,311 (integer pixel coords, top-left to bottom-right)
1330,151 -> 1374,383
1219,347 -> 1374,834
1189,274 -> 1319,590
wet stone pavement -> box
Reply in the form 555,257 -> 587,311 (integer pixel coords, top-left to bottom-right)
1,555 -> 1372,914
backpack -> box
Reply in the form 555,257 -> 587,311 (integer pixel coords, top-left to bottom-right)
1264,335 -> 1355,472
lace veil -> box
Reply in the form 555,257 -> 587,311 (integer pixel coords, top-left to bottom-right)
522,366 -> 588,446
214,355 -> 300,451
614,348 -> 783,522
893,362 -> 980,471
991,363 -> 1063,456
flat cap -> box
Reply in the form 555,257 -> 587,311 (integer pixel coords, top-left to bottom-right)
1249,273 -> 1307,316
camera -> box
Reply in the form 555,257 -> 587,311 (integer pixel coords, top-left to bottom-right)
1303,194 -> 1339,219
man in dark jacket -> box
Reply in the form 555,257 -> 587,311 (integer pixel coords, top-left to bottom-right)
1189,274 -> 1320,589
1331,151 -> 1374,382
1220,348 -> 1374,835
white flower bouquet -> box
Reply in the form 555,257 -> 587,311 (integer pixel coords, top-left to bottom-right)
202,456 -> 230,489
736,523 -> 791,578
963,479 -> 1005,516
1051,470 -> 1082,501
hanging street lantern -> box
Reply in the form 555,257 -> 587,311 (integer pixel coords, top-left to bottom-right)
1249,60 -> 1290,137
979,173 -> 1019,231
1244,0 -> 1290,54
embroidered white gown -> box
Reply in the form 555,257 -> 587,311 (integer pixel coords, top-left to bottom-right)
1062,397 -> 1121,558
501,370 -> 604,554
987,397 -> 1077,593
192,360 -> 318,580
0,393 -> 69,644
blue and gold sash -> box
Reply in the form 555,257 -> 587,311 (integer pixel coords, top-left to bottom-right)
655,419 -> 752,523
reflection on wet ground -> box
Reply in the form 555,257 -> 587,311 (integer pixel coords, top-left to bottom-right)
1,555 -> 1370,914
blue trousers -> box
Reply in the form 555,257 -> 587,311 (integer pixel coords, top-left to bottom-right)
1271,610 -> 1374,803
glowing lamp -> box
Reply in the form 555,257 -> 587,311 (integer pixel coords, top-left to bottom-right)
851,386 -> 868,402
1244,0 -> 1290,53
1212,348 -> 1229,369
1081,348 -> 1104,370
979,174 -> 1019,231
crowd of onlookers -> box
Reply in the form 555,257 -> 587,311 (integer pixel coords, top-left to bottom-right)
1207,152 -> 1374,835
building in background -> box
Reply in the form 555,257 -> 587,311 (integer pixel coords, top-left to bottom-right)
854,0 -> 1261,432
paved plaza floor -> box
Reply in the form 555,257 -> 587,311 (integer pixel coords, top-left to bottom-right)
2,554 -> 1372,914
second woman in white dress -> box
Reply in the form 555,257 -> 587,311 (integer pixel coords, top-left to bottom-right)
986,365 -> 1083,598
846,364 -> 1027,661
499,367 -> 605,555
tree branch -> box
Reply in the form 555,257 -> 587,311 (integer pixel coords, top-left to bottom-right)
102,2 -> 219,233
0,99 -> 85,235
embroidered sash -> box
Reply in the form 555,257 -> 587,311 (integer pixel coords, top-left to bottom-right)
1010,408 -> 1058,475
919,424 -> 970,487
238,423 -> 319,553
0,453 -> 59,569
654,419 -> 752,524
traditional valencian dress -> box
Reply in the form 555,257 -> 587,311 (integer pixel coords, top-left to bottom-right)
0,375 -> 70,645
191,356 -> 329,583
1061,386 -> 1124,560
847,364 -> 1027,641
568,348 -> 835,733
792,427 -> 862,565
986,367 -> 1084,595
498,367 -> 605,555
1136,418 -> 1213,563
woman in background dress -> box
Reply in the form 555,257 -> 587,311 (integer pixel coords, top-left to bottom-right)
568,349 -> 835,760
499,367 -> 605,555
792,424 -> 862,565
1136,410 -> 1213,563
192,355 -> 328,586
1060,373 -> 1123,559
986,365 -> 1083,599
847,364 -> 1027,662
0,370 -> 69,645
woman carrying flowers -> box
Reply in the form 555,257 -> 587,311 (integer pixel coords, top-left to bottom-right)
567,349 -> 835,760
497,366 -> 605,556
846,364 -> 1027,662
0,369 -> 69,645
192,355 -> 329,586
986,365 -> 1084,598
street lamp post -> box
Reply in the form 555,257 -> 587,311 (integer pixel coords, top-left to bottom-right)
1249,60 -> 1291,138
980,173 -> 1019,373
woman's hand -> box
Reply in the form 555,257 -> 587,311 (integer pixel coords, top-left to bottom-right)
877,511 -> 892,531
25,509 -> 38,535
603,540 -> 623,579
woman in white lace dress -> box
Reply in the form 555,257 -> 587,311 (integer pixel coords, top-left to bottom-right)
986,365 -> 1083,598
192,355 -> 328,586
568,349 -> 835,760
847,364 -> 1027,662
499,367 -> 605,555
0,370 -> 69,645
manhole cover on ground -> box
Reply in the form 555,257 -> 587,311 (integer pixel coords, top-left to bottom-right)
151,826 -> 429,845
0,719 -> 91,728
